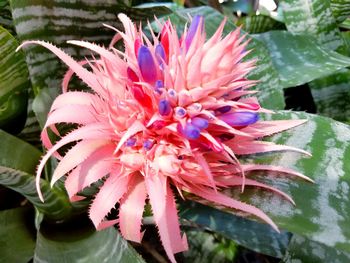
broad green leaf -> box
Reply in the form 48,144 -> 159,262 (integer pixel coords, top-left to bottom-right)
309,69 -> 350,122
0,207 -> 35,263
0,26 -> 30,130
165,6 -> 285,109
179,201 -> 291,258
0,0 -> 15,34
331,0 -> 350,24
255,31 -> 350,88
184,229 -> 238,263
10,0 -> 171,93
32,87 -> 59,128
280,0 -> 348,53
237,15 -> 285,34
0,166 -> 73,221
34,225 -> 145,263
283,234 -> 350,263
0,129 -> 41,173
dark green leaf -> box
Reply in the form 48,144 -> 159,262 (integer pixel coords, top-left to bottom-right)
34,225 -> 145,263
237,15 -> 285,34
331,0 -> 350,24
0,207 -> 35,263
255,31 -> 350,88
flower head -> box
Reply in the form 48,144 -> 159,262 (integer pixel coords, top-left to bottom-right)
20,14 -> 311,262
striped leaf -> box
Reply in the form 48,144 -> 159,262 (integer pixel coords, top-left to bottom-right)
10,0 -> 170,93
0,0 -> 15,34
0,129 -> 73,220
0,207 -> 36,263
179,201 -> 291,258
34,225 -> 145,263
237,15 -> 285,34
280,0 -> 348,53
255,31 -> 350,88
0,26 -> 30,130
283,234 -> 350,262
309,69 -> 350,122
165,6 -> 285,109
181,111 -> 350,258
331,0 -> 350,23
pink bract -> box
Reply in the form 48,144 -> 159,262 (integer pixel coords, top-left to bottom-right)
19,14 -> 311,262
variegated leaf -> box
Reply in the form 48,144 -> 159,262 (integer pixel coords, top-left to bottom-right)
237,15 -> 285,34
182,111 -> 350,258
331,0 -> 350,24
309,69 -> 350,122
0,26 -> 30,131
10,0 -> 171,93
34,226 -> 145,263
283,234 -> 350,262
255,31 -> 350,88
164,6 -> 285,109
280,0 -> 348,53
0,207 -> 36,263
0,0 -> 14,34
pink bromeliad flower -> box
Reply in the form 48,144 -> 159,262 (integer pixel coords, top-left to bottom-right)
20,14 -> 311,262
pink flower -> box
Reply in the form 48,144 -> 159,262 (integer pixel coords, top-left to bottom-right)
20,14 -> 311,262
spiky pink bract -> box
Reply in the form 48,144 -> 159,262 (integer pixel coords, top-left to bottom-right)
20,14 -> 311,262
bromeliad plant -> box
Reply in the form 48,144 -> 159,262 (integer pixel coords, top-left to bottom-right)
2,0 -> 350,262
20,14 -> 312,262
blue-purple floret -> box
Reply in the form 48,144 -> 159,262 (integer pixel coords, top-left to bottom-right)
216,105 -> 232,114
126,137 -> 137,147
143,139 -> 154,150
183,123 -> 201,139
219,112 -> 259,126
191,117 -> 208,130
137,45 -> 157,83
155,44 -> 166,64
158,99 -> 172,116
185,15 -> 203,50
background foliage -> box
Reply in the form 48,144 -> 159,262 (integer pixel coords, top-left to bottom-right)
1,0 -> 350,262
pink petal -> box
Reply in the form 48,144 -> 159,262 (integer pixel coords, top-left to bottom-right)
119,174 -> 147,243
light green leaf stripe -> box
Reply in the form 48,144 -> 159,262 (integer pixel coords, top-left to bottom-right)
0,207 -> 36,263
283,234 -> 350,263
237,15 -> 285,34
309,69 -> 350,122
236,111 -> 350,254
10,0 -> 170,93
331,0 -> 350,23
164,6 -> 285,110
34,226 -> 145,263
280,0 -> 347,52
255,31 -> 350,88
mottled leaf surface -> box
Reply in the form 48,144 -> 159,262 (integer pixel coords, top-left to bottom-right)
34,226 -> 145,263
237,15 -> 285,34
0,207 -> 35,263
255,31 -> 350,88
280,0 -> 347,53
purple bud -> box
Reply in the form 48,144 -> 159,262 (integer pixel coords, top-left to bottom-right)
216,105 -> 231,114
143,139 -> 154,150
168,89 -> 177,97
158,99 -> 171,116
185,15 -> 203,50
191,117 -> 208,130
155,80 -> 164,89
183,123 -> 201,140
138,45 -> 157,84
219,112 -> 259,127
125,137 -> 136,147
175,107 -> 186,118
155,44 -> 166,64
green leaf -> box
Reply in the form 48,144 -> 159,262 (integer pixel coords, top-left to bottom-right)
0,207 -> 36,263
237,15 -> 285,34
0,26 -> 30,129
179,201 -> 291,258
309,69 -> 350,122
283,234 -> 350,262
280,0 -> 348,53
183,111 -> 350,258
165,6 -> 285,109
331,0 -> 350,24
34,224 -> 145,263
255,31 -> 350,88
0,0 -> 15,34
10,0 -> 170,93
